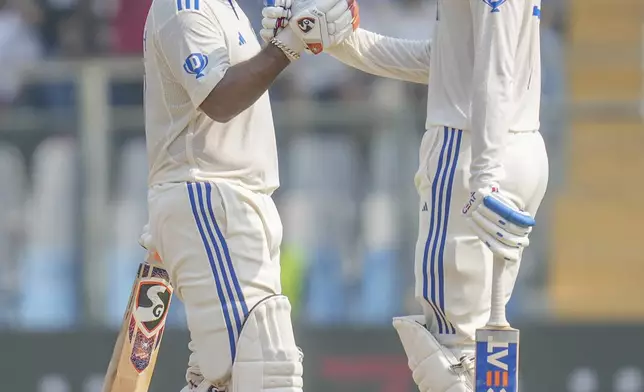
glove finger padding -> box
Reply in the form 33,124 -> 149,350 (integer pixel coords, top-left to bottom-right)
262,6 -> 291,20
261,1 -> 292,42
260,28 -> 275,42
471,211 -> 530,248
327,6 -> 352,34
326,0 -> 359,44
325,0 -> 359,35
325,0 -> 349,22
260,18 -> 290,42
264,0 -> 292,8
478,205 -> 532,237
261,15 -> 288,31
313,0 -> 345,12
466,218 -> 522,262
462,187 -> 534,261
482,194 -> 535,228
261,14 -> 290,31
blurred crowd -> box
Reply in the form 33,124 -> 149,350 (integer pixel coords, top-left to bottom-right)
0,0 -> 568,329
0,0 -> 150,108
1,0 -> 566,105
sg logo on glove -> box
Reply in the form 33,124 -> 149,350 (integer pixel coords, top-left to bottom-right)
260,0 -> 360,54
297,17 -> 315,33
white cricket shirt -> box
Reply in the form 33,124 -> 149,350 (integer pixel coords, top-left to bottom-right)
427,0 -> 542,188
143,0 -> 279,193
330,0 -> 542,189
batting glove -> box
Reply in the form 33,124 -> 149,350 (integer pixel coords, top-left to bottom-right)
263,0 -> 360,55
462,187 -> 535,262
261,0 -> 293,43
138,223 -> 161,263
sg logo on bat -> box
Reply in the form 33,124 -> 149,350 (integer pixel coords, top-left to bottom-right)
475,333 -> 518,392
127,264 -> 174,374
134,281 -> 171,334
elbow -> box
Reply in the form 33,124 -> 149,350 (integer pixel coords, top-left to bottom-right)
206,109 -> 236,123
200,97 -> 237,123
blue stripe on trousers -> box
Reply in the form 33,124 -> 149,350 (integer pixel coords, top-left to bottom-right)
437,129 -> 462,334
422,127 -> 450,333
423,127 -> 461,334
195,183 -> 244,335
431,128 -> 455,333
204,183 -> 249,317
187,182 -> 242,359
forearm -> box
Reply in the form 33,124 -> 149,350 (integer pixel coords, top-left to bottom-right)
469,43 -> 513,190
469,83 -> 511,190
327,28 -> 430,84
468,0 -> 523,191
200,44 -> 290,122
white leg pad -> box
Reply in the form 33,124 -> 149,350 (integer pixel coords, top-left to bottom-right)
393,316 -> 474,392
231,295 -> 303,392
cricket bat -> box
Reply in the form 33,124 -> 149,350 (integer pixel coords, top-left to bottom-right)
102,261 -> 173,392
475,256 -> 519,392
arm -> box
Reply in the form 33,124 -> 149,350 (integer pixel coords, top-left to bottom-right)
158,10 -> 301,123
200,44 -> 291,122
326,28 -> 431,84
468,0 -> 524,190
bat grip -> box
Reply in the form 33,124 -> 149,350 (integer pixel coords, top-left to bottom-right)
488,256 -> 509,327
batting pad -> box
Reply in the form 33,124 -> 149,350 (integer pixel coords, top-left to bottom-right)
231,295 -> 303,392
393,316 -> 473,392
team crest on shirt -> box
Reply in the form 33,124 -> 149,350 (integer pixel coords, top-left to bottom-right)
481,0 -> 506,12
184,53 -> 209,79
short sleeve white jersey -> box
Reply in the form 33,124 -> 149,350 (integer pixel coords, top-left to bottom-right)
143,0 -> 279,193
425,0 -> 542,188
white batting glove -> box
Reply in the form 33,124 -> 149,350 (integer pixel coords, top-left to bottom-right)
138,223 -> 161,263
264,0 -> 360,55
261,0 -> 292,43
462,187 -> 535,262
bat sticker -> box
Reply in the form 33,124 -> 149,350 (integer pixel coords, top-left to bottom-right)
134,281 -> 171,334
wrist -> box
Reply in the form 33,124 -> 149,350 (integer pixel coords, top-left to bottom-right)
274,28 -> 306,58
265,42 -> 295,66
469,169 -> 502,193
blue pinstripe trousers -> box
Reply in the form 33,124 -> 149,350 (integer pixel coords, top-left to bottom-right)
414,126 -> 548,353
147,180 -> 285,386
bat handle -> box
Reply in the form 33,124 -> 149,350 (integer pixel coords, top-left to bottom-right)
488,256 -> 509,327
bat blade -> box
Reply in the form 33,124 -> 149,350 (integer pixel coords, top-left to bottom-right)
475,327 -> 519,392
102,262 -> 173,392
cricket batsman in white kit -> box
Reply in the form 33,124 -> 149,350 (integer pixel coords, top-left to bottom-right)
263,0 -> 548,390
141,0 -> 359,390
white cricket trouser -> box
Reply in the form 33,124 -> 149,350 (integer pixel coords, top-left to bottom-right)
414,126 -> 548,351
148,180 -> 284,386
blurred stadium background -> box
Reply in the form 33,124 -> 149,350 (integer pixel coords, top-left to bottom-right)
0,0 -> 642,390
